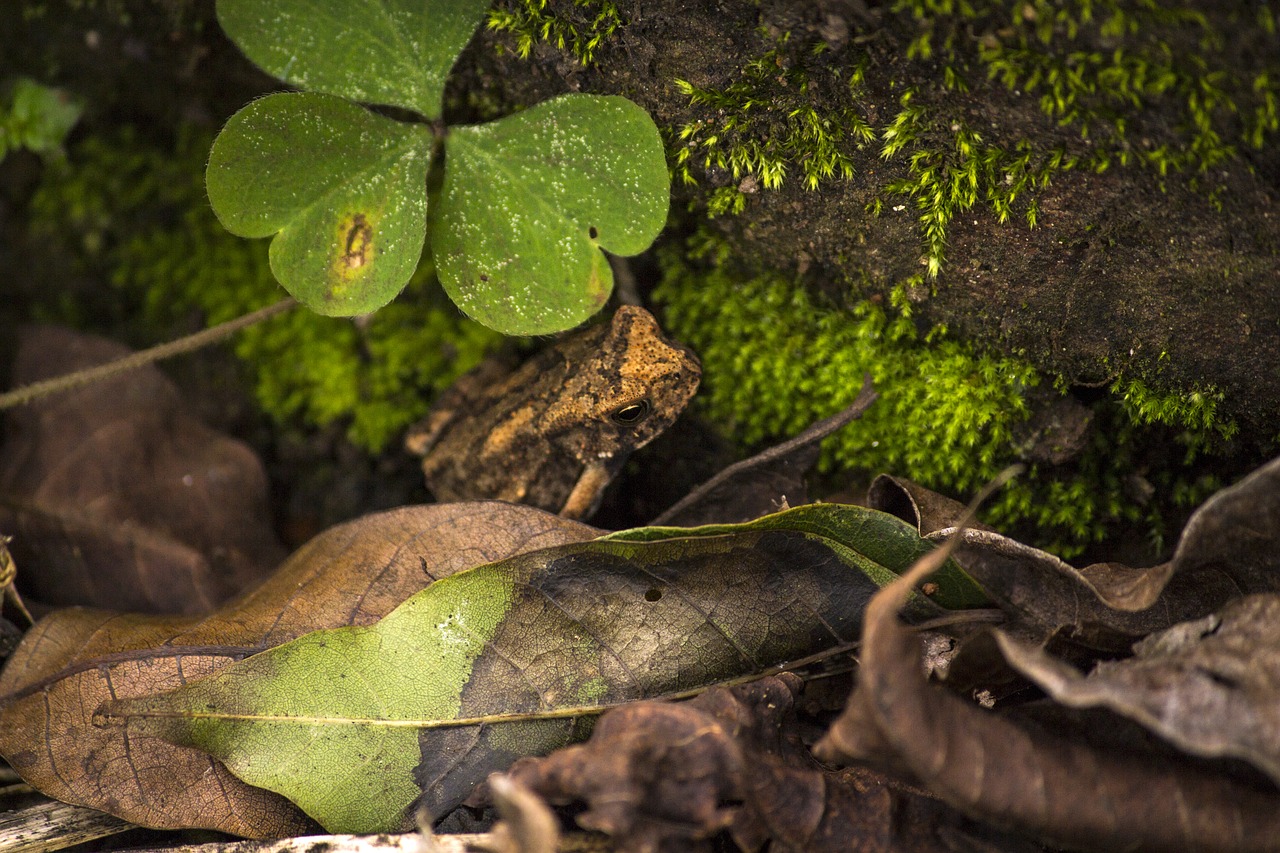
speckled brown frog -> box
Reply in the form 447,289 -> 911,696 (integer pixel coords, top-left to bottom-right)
404,305 -> 701,519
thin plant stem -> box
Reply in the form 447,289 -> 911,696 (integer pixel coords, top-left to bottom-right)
0,298 -> 298,411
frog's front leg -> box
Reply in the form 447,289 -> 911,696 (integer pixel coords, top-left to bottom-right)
559,459 -> 619,519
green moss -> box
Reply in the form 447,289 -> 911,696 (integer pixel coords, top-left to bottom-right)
881,0 -> 1280,271
876,92 -> 1067,275
1114,376 -> 1229,434
654,245 -> 1241,556
663,3 -> 1277,272
28,127 -> 501,450
653,247 -> 1038,509
671,35 -> 875,210
486,0 -> 622,67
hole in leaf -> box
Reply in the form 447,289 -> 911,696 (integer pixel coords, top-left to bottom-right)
644,587 -> 663,602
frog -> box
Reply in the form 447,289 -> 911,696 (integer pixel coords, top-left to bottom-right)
404,305 -> 701,519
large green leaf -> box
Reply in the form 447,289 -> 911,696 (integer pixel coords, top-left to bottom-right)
101,505 -> 983,833
216,0 -> 490,119
207,92 -> 432,316
604,503 -> 989,611
433,94 -> 670,335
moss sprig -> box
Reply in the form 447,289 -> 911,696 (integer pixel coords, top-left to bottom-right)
671,36 -> 874,211
486,0 -> 622,67
876,93 -> 1068,274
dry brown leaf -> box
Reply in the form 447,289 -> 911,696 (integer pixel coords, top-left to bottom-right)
509,674 -> 1019,853
997,592 -> 1280,786
867,475 -> 997,536
0,325 -> 285,613
868,458 -> 1280,651
814,532 -> 1280,852
0,502 -> 598,837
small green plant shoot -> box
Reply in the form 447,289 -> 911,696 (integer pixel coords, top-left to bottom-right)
209,0 -> 669,334
0,77 -> 82,163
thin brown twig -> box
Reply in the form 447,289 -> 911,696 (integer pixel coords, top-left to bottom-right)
0,298 -> 298,411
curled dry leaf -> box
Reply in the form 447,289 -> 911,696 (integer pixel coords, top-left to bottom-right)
814,525 -> 1280,852
996,592 -> 1280,787
511,674 -> 1018,853
868,458 -> 1280,651
0,325 -> 285,613
508,683 -> 759,851
0,502 -> 597,837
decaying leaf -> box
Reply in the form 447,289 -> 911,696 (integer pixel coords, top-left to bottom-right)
509,674 -> 1025,853
867,474 -> 996,536
996,592 -> 1280,787
0,325 -> 285,613
509,681 -> 768,852
869,458 -> 1280,651
94,503 -> 980,834
814,519 -> 1280,852
0,503 -> 597,837
474,773 -> 560,853
652,376 -> 877,527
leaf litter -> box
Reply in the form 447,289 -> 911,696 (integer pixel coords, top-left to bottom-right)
3,358 -> 1280,850
0,326 -> 285,613
0,502 -> 598,837
91,504 -> 966,833
815,461 -> 1280,852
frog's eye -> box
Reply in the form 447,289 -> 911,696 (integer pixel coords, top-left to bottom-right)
609,399 -> 651,426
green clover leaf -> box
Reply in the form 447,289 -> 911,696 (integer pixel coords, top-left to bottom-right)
207,92 -> 432,316
434,94 -> 670,335
217,0 -> 491,119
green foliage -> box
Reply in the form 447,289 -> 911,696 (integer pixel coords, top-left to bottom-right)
434,94 -> 670,332
0,77 -> 82,162
218,0 -> 491,120
653,249 -> 1241,555
211,0 -> 669,334
28,128 -> 501,451
878,92 -> 1067,275
486,0 -> 623,66
671,36 -> 874,207
207,92 -> 434,317
880,0 -> 1280,272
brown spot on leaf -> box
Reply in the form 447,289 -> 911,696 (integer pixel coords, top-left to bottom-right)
340,213 -> 373,271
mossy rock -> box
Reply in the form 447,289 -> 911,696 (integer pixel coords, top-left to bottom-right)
466,0 -> 1280,442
